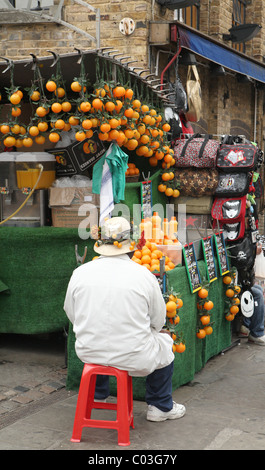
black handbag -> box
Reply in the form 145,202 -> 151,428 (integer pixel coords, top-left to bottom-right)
217,143 -> 259,173
228,235 -> 256,271
214,171 -> 252,197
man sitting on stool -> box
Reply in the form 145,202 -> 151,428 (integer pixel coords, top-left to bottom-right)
64,216 -> 186,422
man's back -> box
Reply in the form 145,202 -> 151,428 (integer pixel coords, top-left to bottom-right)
64,254 -> 174,376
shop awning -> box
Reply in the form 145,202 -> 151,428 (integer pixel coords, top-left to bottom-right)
171,24 -> 265,84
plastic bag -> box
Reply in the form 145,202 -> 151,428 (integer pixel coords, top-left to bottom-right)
254,252 -> 265,279
185,65 -> 202,122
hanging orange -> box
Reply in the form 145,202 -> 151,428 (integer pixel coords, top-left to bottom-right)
100,122 -> 111,133
36,106 -> 48,117
3,136 -> 16,147
51,102 -> 62,114
61,101 -> 72,112
75,130 -> 86,141
54,119 -> 65,130
149,156 -> 158,167
49,132 -> 60,143
11,107 -> 21,117
68,116 -> 80,126
92,98 -> 104,110
82,119 -> 93,130
105,101 -> 115,112
10,93 -> 21,105
113,86 -> 126,98
125,88 -> 134,100
46,80 -> 57,92
37,121 -> 48,132
80,101 -> 91,113
162,123 -> 171,132
23,137 -> 33,147
35,135 -> 46,145
71,81 -> 82,92
55,87 -> 65,98
29,126 -> 40,137
109,118 -> 120,129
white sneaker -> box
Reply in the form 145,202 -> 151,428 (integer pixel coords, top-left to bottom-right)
248,334 -> 265,346
238,325 -> 249,337
146,401 -> 186,422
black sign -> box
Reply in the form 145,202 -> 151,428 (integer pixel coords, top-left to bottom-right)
47,131 -> 106,177
183,242 -> 201,294
202,236 -> 217,283
214,232 -> 229,276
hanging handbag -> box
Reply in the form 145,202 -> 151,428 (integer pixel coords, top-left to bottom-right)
216,143 -> 259,172
174,167 -> 219,197
212,196 -> 247,242
174,77 -> 188,112
228,235 -> 256,271
214,171 -> 252,197
174,134 -> 219,168
211,196 -> 247,223
185,65 -> 202,122
214,220 -> 245,242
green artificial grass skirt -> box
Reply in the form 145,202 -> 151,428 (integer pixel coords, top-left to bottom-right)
0,227 -> 91,334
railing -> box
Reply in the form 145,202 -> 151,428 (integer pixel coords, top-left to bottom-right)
0,0 -> 100,47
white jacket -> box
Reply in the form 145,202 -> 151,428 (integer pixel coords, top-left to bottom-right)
64,254 -> 174,376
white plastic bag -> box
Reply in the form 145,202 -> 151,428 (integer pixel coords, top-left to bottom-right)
254,252 -> 265,279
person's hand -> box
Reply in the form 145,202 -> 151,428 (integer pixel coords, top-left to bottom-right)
256,243 -> 262,255
160,329 -> 171,336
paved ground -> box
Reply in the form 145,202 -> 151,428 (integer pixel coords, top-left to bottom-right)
0,331 -> 265,453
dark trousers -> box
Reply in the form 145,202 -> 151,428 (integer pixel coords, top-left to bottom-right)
95,361 -> 174,412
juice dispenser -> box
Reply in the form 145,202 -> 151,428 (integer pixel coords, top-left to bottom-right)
0,152 -> 56,227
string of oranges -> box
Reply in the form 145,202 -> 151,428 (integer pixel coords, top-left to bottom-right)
196,285 -> 214,338
163,290 -> 185,354
0,80 -> 172,172
223,271 -> 241,321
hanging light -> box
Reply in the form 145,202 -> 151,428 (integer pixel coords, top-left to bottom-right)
178,50 -> 197,66
223,24 -> 261,43
211,64 -> 226,76
236,74 -> 253,84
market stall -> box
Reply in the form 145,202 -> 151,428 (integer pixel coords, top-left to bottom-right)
1,48 -> 258,398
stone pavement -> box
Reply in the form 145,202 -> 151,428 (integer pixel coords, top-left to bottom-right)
0,331 -> 265,452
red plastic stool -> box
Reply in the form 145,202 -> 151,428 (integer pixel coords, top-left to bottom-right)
71,364 -> 134,446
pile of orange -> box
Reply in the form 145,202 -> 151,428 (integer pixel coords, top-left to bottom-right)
125,162 -> 140,178
158,169 -> 180,198
196,286 -> 214,338
223,273 -> 241,321
131,241 -> 176,272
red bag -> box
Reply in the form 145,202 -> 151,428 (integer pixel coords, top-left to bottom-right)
211,196 -> 247,241
211,196 -> 246,223
174,134 -> 219,168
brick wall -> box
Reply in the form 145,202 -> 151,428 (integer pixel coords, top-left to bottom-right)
0,0 -> 174,66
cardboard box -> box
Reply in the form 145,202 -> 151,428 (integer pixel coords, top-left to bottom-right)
49,187 -> 99,228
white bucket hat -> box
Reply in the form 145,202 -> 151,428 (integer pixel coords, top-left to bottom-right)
94,217 -> 135,256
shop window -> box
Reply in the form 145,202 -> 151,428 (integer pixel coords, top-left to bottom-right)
174,2 -> 200,30
232,0 -> 246,53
